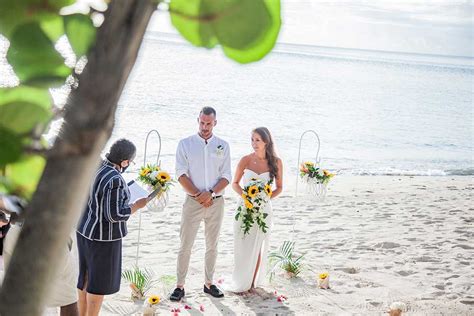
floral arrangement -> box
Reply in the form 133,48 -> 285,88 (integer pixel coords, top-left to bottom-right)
235,178 -> 273,235
121,266 -> 156,301
138,164 -> 173,194
318,272 -> 330,289
143,295 -> 160,316
268,241 -> 305,280
299,161 -> 334,184
389,301 -> 407,316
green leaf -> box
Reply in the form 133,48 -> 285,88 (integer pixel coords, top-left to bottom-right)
5,154 -> 46,199
212,0 -> 271,49
170,0 -> 280,63
222,0 -> 281,63
122,266 -> 156,296
0,0 -> 75,39
170,0 -> 217,48
0,86 -> 52,134
40,14 -> 65,42
64,14 -> 96,57
0,127 -> 22,166
7,22 -> 71,86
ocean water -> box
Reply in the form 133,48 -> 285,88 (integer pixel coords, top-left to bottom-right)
1,33 -> 473,181
113,34 -> 473,178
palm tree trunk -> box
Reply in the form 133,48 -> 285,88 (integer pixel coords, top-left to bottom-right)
0,1 -> 155,314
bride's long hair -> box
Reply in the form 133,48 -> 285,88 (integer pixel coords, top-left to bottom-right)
253,127 -> 279,180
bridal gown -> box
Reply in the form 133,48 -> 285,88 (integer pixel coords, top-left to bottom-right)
231,169 -> 273,292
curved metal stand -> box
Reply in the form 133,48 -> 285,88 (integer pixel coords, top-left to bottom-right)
295,130 -> 320,197
136,130 -> 162,266
143,129 -> 162,167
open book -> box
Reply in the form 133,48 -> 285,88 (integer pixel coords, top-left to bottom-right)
127,180 -> 162,202
127,180 -> 148,203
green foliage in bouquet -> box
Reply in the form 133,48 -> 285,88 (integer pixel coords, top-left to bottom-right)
235,178 -> 273,235
299,161 -> 334,184
138,164 -> 173,192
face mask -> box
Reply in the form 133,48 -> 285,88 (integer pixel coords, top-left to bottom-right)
120,161 -> 129,173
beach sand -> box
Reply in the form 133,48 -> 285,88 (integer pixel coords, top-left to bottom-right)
1,176 -> 473,315
102,176 -> 473,315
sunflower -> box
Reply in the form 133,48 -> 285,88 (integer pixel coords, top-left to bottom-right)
157,171 -> 171,182
319,272 -> 328,280
244,199 -> 253,209
140,167 -> 151,177
148,295 -> 160,305
241,193 -> 248,200
264,184 -> 272,197
323,169 -> 331,177
305,161 -> 314,167
247,185 -> 259,198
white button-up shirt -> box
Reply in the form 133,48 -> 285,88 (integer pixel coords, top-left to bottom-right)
175,134 -> 232,195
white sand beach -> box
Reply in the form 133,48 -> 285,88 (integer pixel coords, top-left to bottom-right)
1,176 -> 472,315
94,175 -> 473,315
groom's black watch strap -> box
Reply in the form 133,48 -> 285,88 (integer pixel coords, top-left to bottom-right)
209,189 -> 216,198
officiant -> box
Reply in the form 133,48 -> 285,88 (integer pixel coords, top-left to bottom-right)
76,139 -> 149,316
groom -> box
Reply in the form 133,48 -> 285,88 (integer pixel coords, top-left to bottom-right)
170,106 -> 231,301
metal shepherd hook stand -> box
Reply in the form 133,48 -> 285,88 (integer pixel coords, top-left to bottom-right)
135,130 -> 162,266
295,130 -> 321,198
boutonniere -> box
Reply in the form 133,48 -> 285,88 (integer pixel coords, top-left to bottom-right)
216,145 -> 224,157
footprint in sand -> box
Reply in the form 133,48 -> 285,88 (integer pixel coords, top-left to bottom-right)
355,282 -> 379,288
374,242 -> 401,249
309,220 -> 329,224
396,270 -> 416,277
367,301 -> 382,307
452,244 -> 474,250
415,256 -> 440,263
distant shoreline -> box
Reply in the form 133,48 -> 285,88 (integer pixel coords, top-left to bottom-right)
144,31 -> 474,70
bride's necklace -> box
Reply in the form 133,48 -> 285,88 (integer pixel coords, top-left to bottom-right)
253,155 -> 266,164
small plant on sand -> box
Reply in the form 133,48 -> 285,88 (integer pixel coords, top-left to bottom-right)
122,266 -> 156,301
268,241 -> 305,280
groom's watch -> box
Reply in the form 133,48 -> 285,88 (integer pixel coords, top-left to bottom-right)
209,189 -> 216,198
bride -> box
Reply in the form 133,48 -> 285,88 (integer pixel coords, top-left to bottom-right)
230,127 -> 283,293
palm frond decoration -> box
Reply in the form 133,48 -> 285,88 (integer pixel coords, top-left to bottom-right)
268,240 -> 305,280
121,266 -> 156,300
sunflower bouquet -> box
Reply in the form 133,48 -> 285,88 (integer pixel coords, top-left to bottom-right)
137,164 -> 173,194
235,178 -> 273,235
299,161 -> 334,184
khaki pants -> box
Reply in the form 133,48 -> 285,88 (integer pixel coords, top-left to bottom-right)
176,196 -> 224,286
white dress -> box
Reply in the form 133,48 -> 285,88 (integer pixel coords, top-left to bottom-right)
230,169 -> 273,292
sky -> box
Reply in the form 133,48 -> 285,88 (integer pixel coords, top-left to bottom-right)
147,0 -> 473,57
